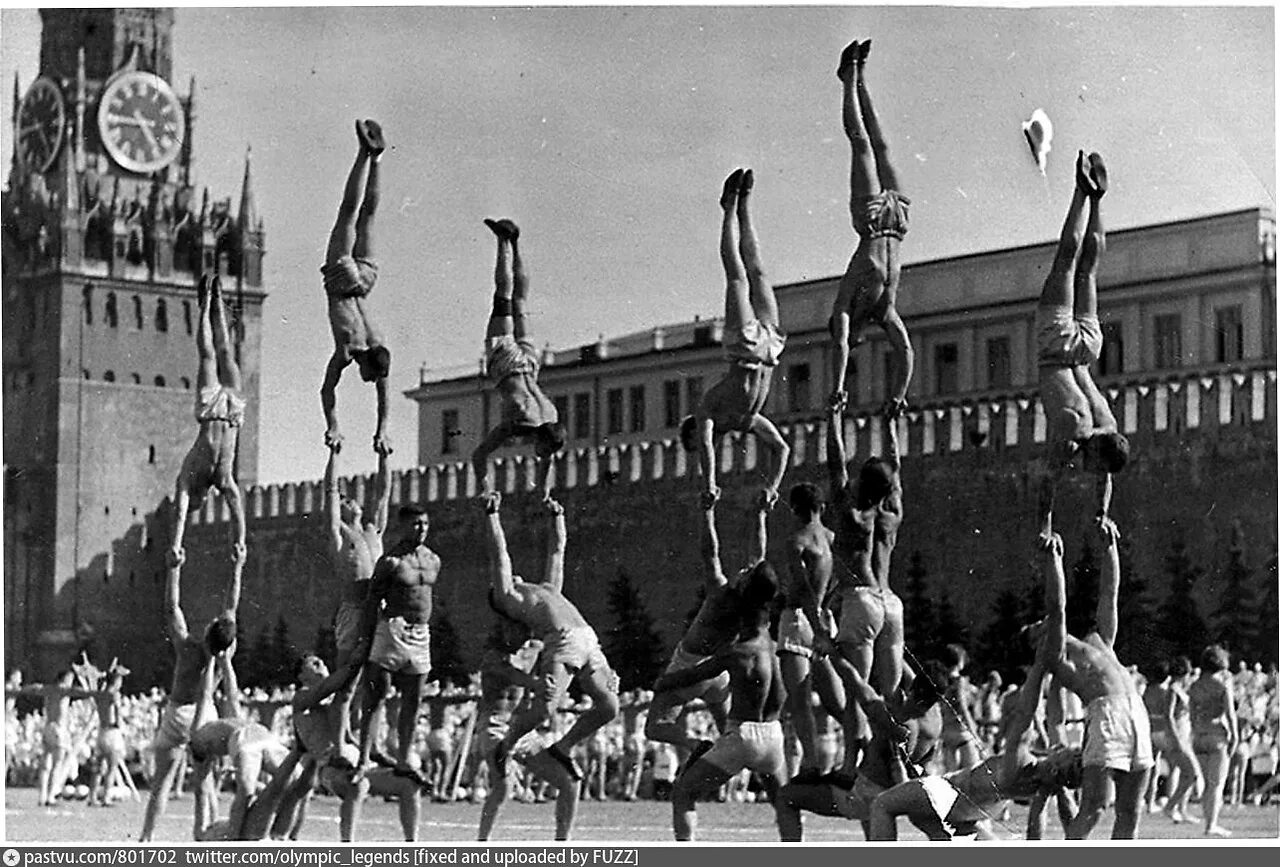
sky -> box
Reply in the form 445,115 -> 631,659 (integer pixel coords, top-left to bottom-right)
1,4 -> 1274,484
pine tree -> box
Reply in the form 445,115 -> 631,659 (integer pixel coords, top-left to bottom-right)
976,587 -> 1029,681
268,615 -> 300,689
430,605 -> 470,688
1066,544 -> 1100,639
603,568 -> 667,692
1210,523 -> 1260,659
1114,534 -> 1159,671
932,586 -> 969,659
902,551 -> 936,646
1156,536 -> 1210,660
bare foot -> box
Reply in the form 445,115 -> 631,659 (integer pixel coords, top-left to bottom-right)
837,40 -> 861,80
720,168 -> 744,208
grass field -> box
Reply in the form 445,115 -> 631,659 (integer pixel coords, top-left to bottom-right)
3,787 -> 1277,844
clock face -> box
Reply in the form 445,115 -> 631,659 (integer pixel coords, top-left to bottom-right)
17,77 -> 66,173
97,70 -> 185,174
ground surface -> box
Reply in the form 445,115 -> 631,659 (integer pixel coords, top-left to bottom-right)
3,788 -> 1278,843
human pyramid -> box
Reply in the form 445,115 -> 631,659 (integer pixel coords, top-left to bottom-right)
125,38 -> 1149,843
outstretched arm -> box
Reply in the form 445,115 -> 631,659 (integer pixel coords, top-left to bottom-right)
215,651 -> 242,721
749,414 -> 791,507
483,495 -> 516,599
746,502 -> 768,568
321,355 -> 345,447
653,652 -> 731,694
1037,442 -> 1077,537
700,501 -> 728,591
825,396 -> 850,497
324,445 -> 343,551
831,310 -> 852,406
882,308 -> 914,408
191,657 -> 218,732
696,415 -> 718,500
1095,473 -> 1113,522
373,375 -> 391,455
1039,533 -> 1067,667
543,499 -> 566,594
1094,517 -> 1121,648
165,562 -> 190,642
371,449 -> 391,536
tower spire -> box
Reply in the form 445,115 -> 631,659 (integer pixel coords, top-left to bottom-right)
237,144 -> 255,228
181,75 -> 196,187
74,47 -> 86,172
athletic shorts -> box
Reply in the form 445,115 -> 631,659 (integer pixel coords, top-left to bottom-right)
1081,693 -> 1154,772
195,384 -> 246,426
369,616 -> 432,676
322,254 -> 378,298
42,722 -> 68,753
334,600 -> 365,655
227,724 -> 288,767
486,335 -> 541,383
851,189 -> 910,241
778,608 -> 835,658
1036,305 -> 1102,368
96,726 -> 127,759
724,319 -> 786,369
918,775 -> 979,839
837,585 -> 904,647
659,645 -> 730,707
537,626 -> 617,705
702,720 -> 786,777
1193,731 -> 1231,754
152,701 -> 216,753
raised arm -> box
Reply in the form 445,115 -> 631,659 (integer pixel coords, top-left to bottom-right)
191,656 -> 218,732
699,500 -> 728,591
164,562 -> 190,642
998,658 -> 1048,783
371,449 -> 392,536
373,375 -> 391,455
745,502 -> 768,568
483,494 -> 516,599
1037,442 -> 1077,537
1039,532 -> 1067,666
1095,473 -> 1113,523
543,499 -> 567,594
215,651 -> 242,720
749,414 -> 791,507
788,543 -> 829,650
1093,517 -> 1121,648
882,308 -> 914,409
825,396 -> 850,496
696,415 -> 719,501
324,444 -> 343,551
883,404 -> 902,473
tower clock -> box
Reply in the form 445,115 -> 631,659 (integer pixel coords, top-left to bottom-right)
96,69 -> 185,174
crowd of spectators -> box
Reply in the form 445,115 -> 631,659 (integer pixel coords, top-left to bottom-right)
6,653 -> 1278,817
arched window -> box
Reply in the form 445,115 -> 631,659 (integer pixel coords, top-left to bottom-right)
154,375 -> 166,388
105,292 -> 119,328
82,369 -> 91,379
82,285 -> 93,325
180,377 -> 191,390
103,370 -> 116,382
148,445 -> 156,464
183,300 -> 193,335
130,373 -> 142,385
132,296 -> 143,329
155,299 -> 168,332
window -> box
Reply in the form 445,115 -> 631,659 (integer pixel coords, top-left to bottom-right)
130,373 -> 142,385
552,395 -> 569,429
629,386 -> 646,433
105,293 -> 119,328
787,362 -> 812,411
573,393 -> 591,440
934,343 -> 958,396
155,299 -> 168,332
103,370 -> 116,382
82,286 -> 93,325
154,375 -> 166,388
441,409 -> 459,455
1154,314 -> 1182,369
132,295 -> 144,329
180,377 -> 191,390
685,377 -> 703,415
606,388 -> 624,434
1215,305 -> 1244,363
663,379 -> 682,428
148,445 -> 156,464
183,300 -> 193,335
985,337 -> 1011,389
1098,322 -> 1125,377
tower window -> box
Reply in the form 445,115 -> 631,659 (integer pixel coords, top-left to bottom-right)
180,377 -> 191,390
183,301 -> 193,335
82,286 -> 94,325
105,293 -> 119,328
155,299 -> 168,333
82,369 -> 91,380
104,370 -> 116,382
154,375 -> 166,388
132,295 -> 144,330
130,373 -> 141,385
148,445 -> 156,464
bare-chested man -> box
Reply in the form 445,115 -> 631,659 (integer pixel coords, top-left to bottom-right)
309,442 -> 390,749
11,670 -> 95,806
1036,150 -> 1129,538
320,119 -> 392,456
680,169 -> 791,510
826,391 -> 905,771
657,554 -> 787,841
474,630 -> 580,841
1037,520 -> 1151,839
170,273 -> 246,570
139,560 -> 239,841
88,661 -> 138,806
484,495 -> 620,789
645,498 -> 767,759
774,648 -> 943,841
356,503 -> 440,781
868,543 -> 1084,840
780,482 -> 846,782
472,219 -> 566,505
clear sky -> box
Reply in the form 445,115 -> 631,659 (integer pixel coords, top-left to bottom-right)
2,4 -> 1274,484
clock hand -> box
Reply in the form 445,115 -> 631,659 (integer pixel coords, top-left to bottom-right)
132,111 -> 159,152
106,113 -> 143,127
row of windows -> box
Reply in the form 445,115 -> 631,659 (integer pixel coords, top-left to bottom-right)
82,288 -> 195,335
84,370 -> 192,389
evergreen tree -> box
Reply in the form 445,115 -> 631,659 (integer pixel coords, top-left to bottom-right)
1066,544 -> 1100,639
931,586 -> 969,660
902,552 -> 936,646
1210,523 -> 1260,659
267,615 -> 300,688
1114,534 -> 1159,671
976,587 -> 1029,681
1156,536 -> 1210,660
430,605 -> 470,688
1256,554 -> 1278,666
603,568 -> 667,692
247,624 -> 275,689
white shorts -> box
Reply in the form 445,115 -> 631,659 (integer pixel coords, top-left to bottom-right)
702,720 -> 786,778
369,616 -> 432,676
918,775 -> 978,840
1082,692 -> 1154,772
1036,305 -> 1102,368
